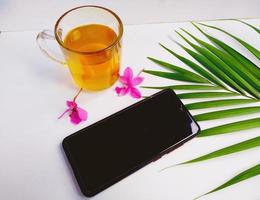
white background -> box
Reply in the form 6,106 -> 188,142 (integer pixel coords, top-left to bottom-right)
1,0 -> 260,31
0,1 -> 260,200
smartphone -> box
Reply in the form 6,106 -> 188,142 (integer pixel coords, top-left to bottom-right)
62,89 -> 200,197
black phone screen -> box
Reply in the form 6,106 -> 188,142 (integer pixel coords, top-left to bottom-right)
62,89 -> 200,197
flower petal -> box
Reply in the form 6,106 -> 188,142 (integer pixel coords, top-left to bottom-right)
115,86 -> 130,96
119,76 -> 128,85
123,67 -> 133,81
69,110 -> 82,125
67,101 -> 77,109
115,87 -> 123,95
131,76 -> 144,86
77,107 -> 88,121
130,87 -> 142,98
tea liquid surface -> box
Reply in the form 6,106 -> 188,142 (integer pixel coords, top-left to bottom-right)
64,24 -> 120,90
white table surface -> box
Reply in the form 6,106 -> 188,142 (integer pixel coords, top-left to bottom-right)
0,1 -> 260,200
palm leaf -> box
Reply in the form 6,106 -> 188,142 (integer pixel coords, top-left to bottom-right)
176,31 -> 251,96
192,22 -> 260,80
186,25 -> 260,95
177,92 -> 239,99
164,136 -> 260,166
194,106 -> 260,121
159,44 -> 226,88
199,23 -> 260,60
174,37 -> 247,96
231,19 -> 260,34
195,24 -> 260,79
147,57 -> 210,83
185,99 -> 258,110
182,28 -> 260,98
143,70 -> 209,83
196,164 -> 260,199
198,117 -> 260,137
141,85 -> 223,90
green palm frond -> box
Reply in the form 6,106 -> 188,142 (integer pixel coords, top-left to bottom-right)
194,106 -> 260,121
159,44 -> 226,87
143,70 -> 209,83
199,22 -> 260,60
175,31 -> 257,97
175,39 -> 247,95
232,19 -> 260,34
195,164 -> 260,199
198,117 -> 260,137
141,85 -> 223,90
146,57 -> 210,83
177,92 -> 239,99
191,22 -> 260,80
185,99 -> 258,110
143,20 -> 260,197
164,136 -> 260,166
186,24 -> 260,92
179,29 -> 260,98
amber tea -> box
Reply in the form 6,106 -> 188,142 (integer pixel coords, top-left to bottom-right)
63,24 -> 120,90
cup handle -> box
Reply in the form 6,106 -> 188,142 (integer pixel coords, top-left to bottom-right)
36,29 -> 66,65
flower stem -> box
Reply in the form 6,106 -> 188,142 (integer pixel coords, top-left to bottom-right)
58,109 -> 70,119
73,88 -> 83,102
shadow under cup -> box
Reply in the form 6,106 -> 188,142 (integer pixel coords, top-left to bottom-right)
55,6 -> 123,91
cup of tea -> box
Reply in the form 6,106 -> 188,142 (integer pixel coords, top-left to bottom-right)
37,5 -> 123,90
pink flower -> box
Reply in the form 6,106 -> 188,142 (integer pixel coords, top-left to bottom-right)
115,67 -> 144,98
58,89 -> 88,125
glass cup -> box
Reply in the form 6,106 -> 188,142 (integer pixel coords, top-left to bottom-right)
37,5 -> 123,90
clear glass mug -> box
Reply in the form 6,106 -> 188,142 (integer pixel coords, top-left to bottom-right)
37,5 -> 123,90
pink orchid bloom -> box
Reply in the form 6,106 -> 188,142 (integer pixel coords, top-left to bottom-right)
115,67 -> 144,98
58,89 -> 88,125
